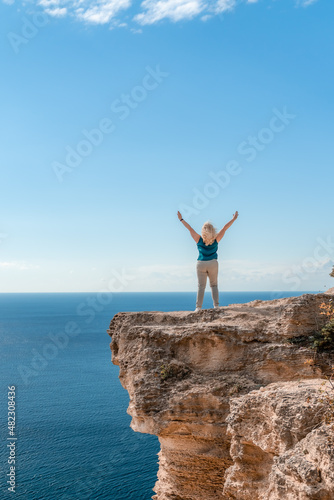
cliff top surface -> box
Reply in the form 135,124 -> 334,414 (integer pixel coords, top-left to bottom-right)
109,290 -> 333,342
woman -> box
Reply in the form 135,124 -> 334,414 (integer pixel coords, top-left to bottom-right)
177,210 -> 239,311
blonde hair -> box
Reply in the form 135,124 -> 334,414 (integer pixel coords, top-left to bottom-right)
201,221 -> 217,246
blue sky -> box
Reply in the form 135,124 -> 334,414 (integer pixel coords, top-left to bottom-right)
0,0 -> 333,292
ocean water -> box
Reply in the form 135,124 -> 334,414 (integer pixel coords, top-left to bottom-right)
0,291 -> 316,499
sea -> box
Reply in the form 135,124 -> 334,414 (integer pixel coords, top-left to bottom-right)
0,291 -> 317,500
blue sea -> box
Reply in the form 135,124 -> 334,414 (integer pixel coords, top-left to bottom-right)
0,291 -> 316,499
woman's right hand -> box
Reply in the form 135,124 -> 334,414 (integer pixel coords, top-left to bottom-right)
233,211 -> 239,220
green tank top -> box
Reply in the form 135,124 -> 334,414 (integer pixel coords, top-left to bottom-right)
197,237 -> 218,261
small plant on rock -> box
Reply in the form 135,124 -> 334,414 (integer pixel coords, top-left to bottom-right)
288,299 -> 334,353
160,363 -> 174,381
159,361 -> 191,382
315,300 -> 334,352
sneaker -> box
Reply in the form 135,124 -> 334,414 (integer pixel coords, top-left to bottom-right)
194,307 -> 201,312
214,305 -> 220,309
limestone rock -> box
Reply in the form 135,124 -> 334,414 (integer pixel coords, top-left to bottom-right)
268,424 -> 334,499
108,292 -> 334,499
224,380 -> 333,499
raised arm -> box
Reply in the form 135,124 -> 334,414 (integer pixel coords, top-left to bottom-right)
216,211 -> 239,243
177,211 -> 200,243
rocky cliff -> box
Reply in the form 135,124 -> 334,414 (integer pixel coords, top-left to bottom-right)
108,290 -> 334,500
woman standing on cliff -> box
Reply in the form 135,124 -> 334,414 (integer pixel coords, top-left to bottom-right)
177,211 -> 239,312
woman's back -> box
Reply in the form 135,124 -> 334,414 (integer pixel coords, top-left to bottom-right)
197,237 -> 218,261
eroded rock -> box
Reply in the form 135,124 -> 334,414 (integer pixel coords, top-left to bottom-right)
108,292 -> 334,499
224,380 -> 332,499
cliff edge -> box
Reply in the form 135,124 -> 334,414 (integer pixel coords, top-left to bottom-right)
108,292 -> 334,500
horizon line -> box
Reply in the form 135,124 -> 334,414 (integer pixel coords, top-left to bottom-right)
0,290 -> 320,294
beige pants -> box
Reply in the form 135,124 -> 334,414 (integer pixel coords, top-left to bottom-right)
196,259 -> 219,308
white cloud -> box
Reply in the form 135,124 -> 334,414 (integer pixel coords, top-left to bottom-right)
2,0 -> 322,27
45,6 -> 67,16
215,0 -> 236,14
201,13 -> 212,21
134,0 -> 238,24
0,261 -> 40,270
100,258 -> 331,292
1,258 -> 330,293
38,0 -> 61,6
75,0 -> 131,24
298,0 -> 319,5
134,0 -> 205,25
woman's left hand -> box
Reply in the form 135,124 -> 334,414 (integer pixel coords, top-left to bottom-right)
177,211 -> 183,220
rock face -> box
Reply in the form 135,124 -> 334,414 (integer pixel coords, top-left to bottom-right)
108,292 -> 334,499
225,380 -> 334,499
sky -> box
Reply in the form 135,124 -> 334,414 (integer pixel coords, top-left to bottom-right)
0,0 -> 333,293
